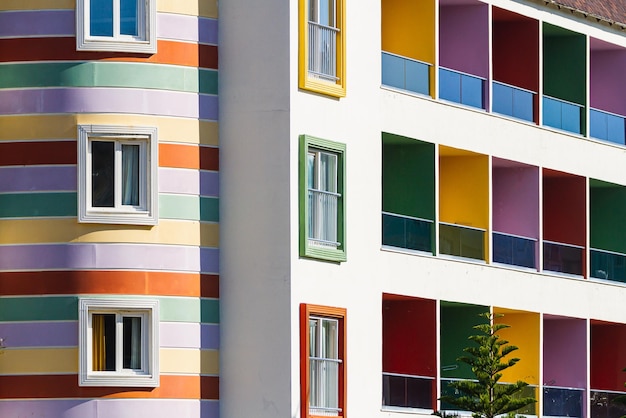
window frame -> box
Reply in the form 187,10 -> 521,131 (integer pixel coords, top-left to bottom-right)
78,124 -> 158,225
76,0 -> 157,53
300,304 -> 347,418
299,135 -> 347,262
78,298 -> 160,387
298,0 -> 346,97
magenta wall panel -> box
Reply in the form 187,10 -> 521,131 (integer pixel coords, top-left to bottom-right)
439,3 -> 489,78
492,161 -> 539,239
543,316 -> 587,388
590,39 -> 626,116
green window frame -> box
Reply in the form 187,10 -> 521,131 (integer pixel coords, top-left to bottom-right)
299,135 -> 346,262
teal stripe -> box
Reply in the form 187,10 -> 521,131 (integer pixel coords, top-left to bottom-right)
159,195 -> 219,222
0,192 -> 77,218
0,62 -> 218,95
0,296 -> 219,323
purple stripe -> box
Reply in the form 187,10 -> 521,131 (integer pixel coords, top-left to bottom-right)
159,168 -> 219,196
0,400 -> 219,418
160,322 -> 219,349
0,244 -> 219,273
0,322 -> 78,348
0,10 -> 74,37
158,14 -> 218,45
0,166 -> 76,193
0,88 -> 217,121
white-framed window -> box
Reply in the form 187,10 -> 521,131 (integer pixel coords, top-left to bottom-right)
76,0 -> 157,53
78,298 -> 159,387
78,125 -> 158,225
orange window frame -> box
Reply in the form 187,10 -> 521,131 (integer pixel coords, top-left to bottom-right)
300,303 -> 347,418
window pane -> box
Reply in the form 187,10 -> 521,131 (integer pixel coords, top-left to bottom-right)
122,144 -> 140,206
309,319 -> 318,356
319,152 -> 337,193
123,316 -> 142,369
439,69 -> 461,103
321,318 -> 338,359
308,152 -> 316,190
92,313 -> 116,371
513,88 -> 534,122
120,0 -> 139,36
318,0 -> 334,26
492,83 -> 513,117
461,74 -> 483,109
92,141 -> 115,208
405,59 -> 429,96
607,113 -> 625,145
543,97 -> 562,129
590,109 -> 608,140
90,0 -> 114,37
561,101 -> 581,134
382,53 -> 405,90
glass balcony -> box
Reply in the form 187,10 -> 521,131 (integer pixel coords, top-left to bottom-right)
591,390 -> 626,418
492,81 -> 535,122
493,232 -> 536,269
382,52 -> 430,96
543,241 -> 584,276
542,95 -> 584,134
590,248 -> 626,283
439,67 -> 485,109
441,379 -> 536,415
590,108 -> 626,145
543,387 -> 583,418
439,223 -> 485,261
382,212 -> 433,253
382,373 -> 434,410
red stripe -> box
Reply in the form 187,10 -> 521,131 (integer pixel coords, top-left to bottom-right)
0,141 -> 76,166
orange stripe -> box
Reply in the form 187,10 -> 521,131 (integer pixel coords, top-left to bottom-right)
0,375 -> 218,399
159,144 -> 219,171
0,38 -> 218,69
0,271 -> 219,298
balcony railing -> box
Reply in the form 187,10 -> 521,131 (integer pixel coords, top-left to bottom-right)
382,212 -> 433,253
543,386 -> 584,418
382,372 -> 434,410
439,67 -> 486,109
308,21 -> 338,82
542,95 -> 584,134
591,248 -> 626,283
591,390 -> 626,418
308,189 -> 339,248
590,108 -> 626,145
493,231 -> 536,269
382,51 -> 430,96
439,223 -> 485,261
310,357 -> 341,416
492,81 -> 535,122
543,240 -> 584,276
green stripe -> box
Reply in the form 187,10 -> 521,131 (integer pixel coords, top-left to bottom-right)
159,195 -> 219,222
0,62 -> 218,95
0,296 -> 219,323
0,192 -> 77,218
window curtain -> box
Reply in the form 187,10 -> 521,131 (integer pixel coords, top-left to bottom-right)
122,145 -> 140,206
92,314 -> 106,371
123,316 -> 142,369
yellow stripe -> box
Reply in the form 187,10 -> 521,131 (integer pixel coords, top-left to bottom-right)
158,0 -> 218,18
0,219 -> 219,247
0,0 -> 74,10
0,348 -> 78,374
0,0 -> 217,18
160,348 -> 219,374
0,115 -> 218,146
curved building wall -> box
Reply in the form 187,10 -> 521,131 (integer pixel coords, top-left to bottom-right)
0,2 -> 219,417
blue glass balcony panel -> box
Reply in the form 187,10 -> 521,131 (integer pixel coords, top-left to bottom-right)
513,88 -> 534,122
383,374 -> 433,409
591,390 -> 626,418
543,387 -> 583,418
590,249 -> 626,283
439,68 -> 484,109
590,108 -> 626,145
461,74 -> 483,109
439,68 -> 461,103
382,52 -> 430,96
439,223 -> 484,261
492,82 -> 512,116
382,212 -> 433,253
542,96 -> 583,134
493,232 -> 536,269
493,82 -> 534,122
543,241 -> 584,276
608,113 -> 626,144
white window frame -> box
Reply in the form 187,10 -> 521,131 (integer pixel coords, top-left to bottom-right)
78,125 -> 158,225
78,298 -> 159,387
76,0 -> 157,53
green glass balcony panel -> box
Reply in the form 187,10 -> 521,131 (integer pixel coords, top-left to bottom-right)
441,380 -> 536,415
439,223 -> 484,261
382,212 -> 433,253
590,249 -> 626,283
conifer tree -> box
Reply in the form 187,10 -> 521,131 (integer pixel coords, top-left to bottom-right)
440,312 -> 536,418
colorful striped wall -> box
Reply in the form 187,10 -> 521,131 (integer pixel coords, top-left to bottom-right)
0,1 -> 219,417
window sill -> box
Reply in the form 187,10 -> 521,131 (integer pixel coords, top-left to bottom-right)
300,76 -> 346,98
79,373 -> 159,388
77,38 -> 157,54
79,210 -> 158,226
